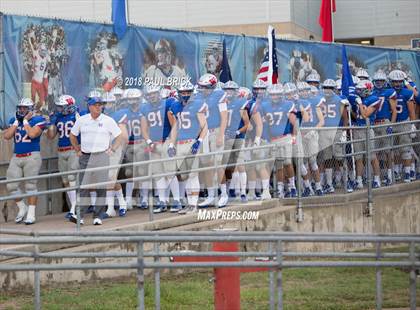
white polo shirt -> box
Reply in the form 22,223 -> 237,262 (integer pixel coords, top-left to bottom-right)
71,113 -> 121,153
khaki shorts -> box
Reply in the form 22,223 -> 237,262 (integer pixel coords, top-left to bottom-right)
373,119 -> 393,150
201,128 -> 224,165
149,141 -> 177,175
222,138 -> 246,169
176,139 -> 202,179
6,152 -> 42,194
271,135 -> 293,167
394,120 -> 412,154
58,149 -> 79,183
353,127 -> 376,160
319,129 -> 344,161
302,130 -> 319,160
125,142 -> 149,178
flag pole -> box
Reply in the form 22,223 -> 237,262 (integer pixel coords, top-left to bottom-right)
331,0 -> 334,42
126,0 -> 130,24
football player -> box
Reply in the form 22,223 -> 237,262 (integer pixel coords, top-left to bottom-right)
4,98 -> 46,224
168,81 -> 208,214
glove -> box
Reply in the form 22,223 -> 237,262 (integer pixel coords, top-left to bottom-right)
167,144 -> 176,158
253,136 -> 261,147
410,124 -> 417,139
225,130 -> 238,140
145,139 -> 155,153
340,131 -> 347,143
15,112 -> 24,124
191,139 -> 202,155
386,126 -> 393,135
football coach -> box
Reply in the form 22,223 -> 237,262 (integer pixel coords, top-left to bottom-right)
69,95 -> 123,225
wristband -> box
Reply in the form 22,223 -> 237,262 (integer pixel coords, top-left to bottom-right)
197,138 -> 203,143
236,130 -> 241,136
146,139 -> 153,145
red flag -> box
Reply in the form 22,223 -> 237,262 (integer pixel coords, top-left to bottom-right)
319,0 -> 336,42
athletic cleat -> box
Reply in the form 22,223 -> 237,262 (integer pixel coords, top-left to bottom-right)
277,191 -> 285,199
198,197 -> 215,208
106,208 -> 117,218
69,215 -> 84,225
119,208 -> 127,217
228,189 -> 236,199
383,177 -> 392,187
323,185 -> 335,194
153,201 -> 167,214
178,205 -> 196,214
346,180 -> 354,193
302,187 -> 311,197
315,189 -> 324,196
394,171 -> 401,182
261,189 -> 271,200
86,205 -> 95,213
15,205 -> 28,224
246,193 -> 257,201
126,202 -> 133,211
64,212 -> 74,219
410,170 -> 416,181
240,194 -> 248,203
255,191 -> 262,200
24,215 -> 35,225
404,173 -> 411,183
170,201 -> 183,213
372,181 -> 381,189
93,218 -> 102,225
139,200 -> 149,210
218,195 -> 229,208
289,188 -> 297,198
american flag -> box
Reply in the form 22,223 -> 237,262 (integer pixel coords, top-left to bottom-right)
256,26 -> 279,85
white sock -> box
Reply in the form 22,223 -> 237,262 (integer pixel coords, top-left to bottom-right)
325,168 -> 333,186
256,179 -> 262,192
126,182 -> 134,205
207,187 -> 216,199
106,190 -> 115,213
240,172 -> 247,195
168,177 -> 180,202
320,172 -> 325,186
27,205 -> 36,219
411,162 -> 416,172
404,166 -> 411,174
387,169 -> 392,180
179,181 -> 187,201
16,200 -> 27,213
67,190 -> 77,214
231,172 -> 239,190
115,189 -> 126,208
315,182 -> 322,190
288,177 -> 296,189
335,170 -> 342,184
141,182 -> 149,201
221,183 -> 227,196
248,180 -> 256,195
261,178 -> 270,191
303,179 -> 311,188
277,182 -> 284,195
374,175 -> 380,183
156,178 -> 167,202
357,176 -> 363,186
90,192 -> 97,206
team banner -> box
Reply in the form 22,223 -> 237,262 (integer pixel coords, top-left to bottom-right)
1,13 -> 419,125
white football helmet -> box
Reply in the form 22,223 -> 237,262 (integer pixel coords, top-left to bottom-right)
16,98 -> 34,117
356,68 -> 370,80
355,80 -> 374,98
55,95 -> 76,115
198,73 -> 218,88
145,84 -> 161,104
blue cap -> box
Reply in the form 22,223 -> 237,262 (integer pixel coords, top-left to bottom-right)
86,96 -> 104,105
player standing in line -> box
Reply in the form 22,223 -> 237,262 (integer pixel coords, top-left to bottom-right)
352,80 -> 382,189
46,95 -> 81,219
122,89 -> 149,209
218,81 -> 250,206
4,98 -> 46,224
168,81 -> 208,214
196,73 -> 226,208
245,80 -> 271,201
102,91 -> 129,218
141,84 -> 181,213
388,70 -> 417,183
371,71 -> 397,186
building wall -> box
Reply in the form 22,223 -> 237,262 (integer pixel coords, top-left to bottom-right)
334,0 -> 420,40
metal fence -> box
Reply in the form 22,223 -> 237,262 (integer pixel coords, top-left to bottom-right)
0,119 -> 419,227
1,231 -> 419,310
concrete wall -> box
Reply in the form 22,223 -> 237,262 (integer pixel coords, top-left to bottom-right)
1,182 -> 420,290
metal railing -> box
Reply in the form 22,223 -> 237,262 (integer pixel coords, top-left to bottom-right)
0,120 -> 419,227
1,231 -> 419,310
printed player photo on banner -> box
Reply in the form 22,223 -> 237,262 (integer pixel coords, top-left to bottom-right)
87,32 -> 123,92
21,24 -> 68,113
143,38 -> 187,87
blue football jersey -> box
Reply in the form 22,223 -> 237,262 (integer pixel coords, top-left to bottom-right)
141,100 -> 172,142
355,95 -> 381,126
395,88 -> 414,122
226,97 -> 248,139
302,95 -> 325,127
372,88 -> 396,121
197,90 -> 225,130
321,94 -> 345,127
245,98 -> 267,140
111,108 -> 129,125
55,112 -> 79,147
170,98 -> 206,141
9,115 -> 46,154
261,99 -> 295,138
125,108 -> 143,143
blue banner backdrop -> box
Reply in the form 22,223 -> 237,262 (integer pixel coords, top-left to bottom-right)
1,14 -> 419,125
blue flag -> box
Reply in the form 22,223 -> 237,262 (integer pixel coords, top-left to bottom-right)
219,39 -> 232,83
112,0 -> 127,40
341,45 -> 354,98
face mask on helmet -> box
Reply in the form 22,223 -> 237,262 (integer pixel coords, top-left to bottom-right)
391,80 -> 404,90
356,87 -> 371,98
322,87 -> 335,97
179,90 -> 193,104
147,91 -> 161,105
224,89 -> 238,101
16,106 -> 31,118
270,93 -> 282,104
252,88 -> 266,99
373,79 -> 386,89
307,81 -> 320,88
